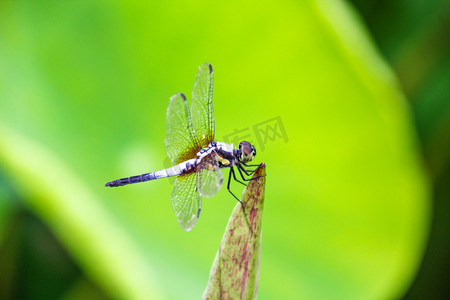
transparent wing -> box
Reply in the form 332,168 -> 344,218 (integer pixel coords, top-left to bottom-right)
165,93 -> 201,165
171,172 -> 201,231
196,152 -> 224,198
191,62 -> 215,148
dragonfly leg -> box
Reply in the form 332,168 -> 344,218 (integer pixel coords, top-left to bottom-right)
242,163 -> 260,167
247,168 -> 257,175
237,164 -> 266,181
241,163 -> 259,174
227,167 -> 245,208
237,164 -> 254,180
231,167 -> 247,187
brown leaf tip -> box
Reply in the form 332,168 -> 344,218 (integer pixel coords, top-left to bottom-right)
252,162 -> 266,178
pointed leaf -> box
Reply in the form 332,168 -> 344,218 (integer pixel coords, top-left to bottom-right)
203,163 -> 266,300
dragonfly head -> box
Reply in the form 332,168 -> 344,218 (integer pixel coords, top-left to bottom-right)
238,141 -> 256,163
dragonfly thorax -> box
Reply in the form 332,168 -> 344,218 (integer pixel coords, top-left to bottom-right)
198,142 -> 233,160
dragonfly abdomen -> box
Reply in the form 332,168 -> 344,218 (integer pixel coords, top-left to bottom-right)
105,159 -> 196,187
104,173 -> 155,187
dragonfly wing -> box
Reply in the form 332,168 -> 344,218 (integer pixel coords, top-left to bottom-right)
196,152 -> 224,198
165,93 -> 200,165
191,62 -> 215,148
171,172 -> 201,231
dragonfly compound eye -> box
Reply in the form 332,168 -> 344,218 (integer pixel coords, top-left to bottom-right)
238,141 -> 254,163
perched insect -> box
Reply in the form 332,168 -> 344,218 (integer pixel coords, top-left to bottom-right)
105,63 -> 260,231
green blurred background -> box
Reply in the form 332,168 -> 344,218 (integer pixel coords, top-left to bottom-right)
0,0 -> 448,299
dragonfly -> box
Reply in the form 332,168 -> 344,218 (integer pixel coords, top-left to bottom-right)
105,63 -> 260,231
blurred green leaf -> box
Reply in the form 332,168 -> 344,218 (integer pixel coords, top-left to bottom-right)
203,163 -> 266,299
0,0 -> 431,299
0,125 -> 165,299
